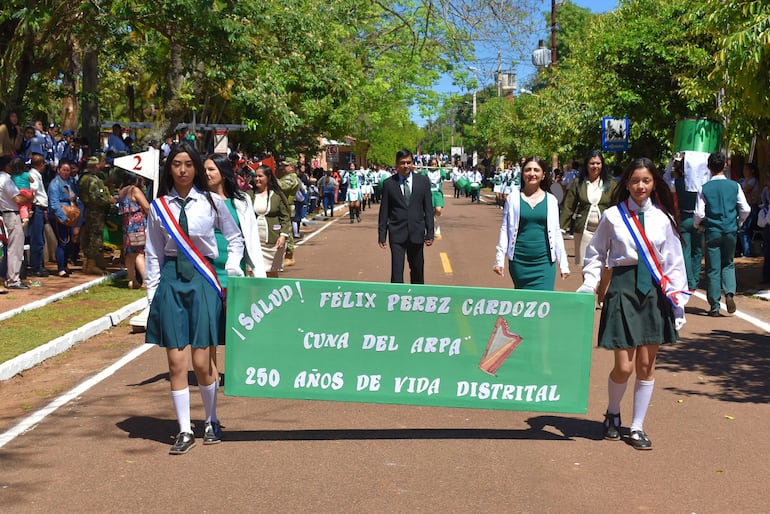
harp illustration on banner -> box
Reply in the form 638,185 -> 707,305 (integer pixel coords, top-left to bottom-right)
478,316 -> 523,376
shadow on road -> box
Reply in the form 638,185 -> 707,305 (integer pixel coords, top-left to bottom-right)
658,325 -> 770,403
116,414 -> 603,443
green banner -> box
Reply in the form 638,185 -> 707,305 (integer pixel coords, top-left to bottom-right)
224,278 -> 595,413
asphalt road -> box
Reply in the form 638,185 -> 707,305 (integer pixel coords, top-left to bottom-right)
1,186 -> 769,513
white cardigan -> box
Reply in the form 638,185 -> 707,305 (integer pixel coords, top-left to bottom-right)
233,194 -> 267,278
494,188 -> 570,275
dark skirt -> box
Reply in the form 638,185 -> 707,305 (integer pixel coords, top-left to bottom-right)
598,265 -> 678,349
145,258 -> 224,349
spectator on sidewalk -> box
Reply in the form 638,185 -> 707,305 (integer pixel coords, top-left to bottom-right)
694,152 -> 751,316
0,155 -> 32,290
0,111 -> 22,157
48,160 -> 80,277
79,155 -> 117,274
27,154 -> 50,277
118,172 -> 150,289
758,185 -> 770,285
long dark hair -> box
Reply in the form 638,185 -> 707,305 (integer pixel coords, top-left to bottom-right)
207,153 -> 245,201
613,157 -> 680,233
521,156 -> 552,192
1,111 -> 18,140
159,141 -> 216,211
579,150 -> 611,185
256,164 -> 290,212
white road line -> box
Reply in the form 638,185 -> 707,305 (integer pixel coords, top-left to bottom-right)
0,343 -> 154,449
691,291 -> 770,333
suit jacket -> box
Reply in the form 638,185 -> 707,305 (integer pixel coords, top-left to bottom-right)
378,172 -> 434,244
559,178 -> 617,233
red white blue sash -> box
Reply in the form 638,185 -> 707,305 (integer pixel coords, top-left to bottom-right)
153,196 -> 224,299
618,200 -> 691,306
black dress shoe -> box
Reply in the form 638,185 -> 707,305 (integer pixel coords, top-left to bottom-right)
6,283 -> 29,290
628,430 -> 652,450
603,411 -> 621,441
708,309 -> 721,317
169,432 -> 195,455
33,270 -> 50,277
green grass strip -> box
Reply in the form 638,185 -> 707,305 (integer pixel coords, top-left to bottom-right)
0,278 -> 145,364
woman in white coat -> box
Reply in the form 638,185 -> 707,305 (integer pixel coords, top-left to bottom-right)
205,154 -> 266,281
494,157 -> 570,290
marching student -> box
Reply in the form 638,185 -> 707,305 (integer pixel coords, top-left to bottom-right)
577,157 -> 688,450
144,142 -> 244,455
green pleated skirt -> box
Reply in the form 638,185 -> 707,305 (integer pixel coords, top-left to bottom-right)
598,265 -> 678,349
145,258 -> 224,349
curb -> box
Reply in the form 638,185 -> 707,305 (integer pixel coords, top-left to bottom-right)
0,296 -> 147,382
0,271 -> 125,323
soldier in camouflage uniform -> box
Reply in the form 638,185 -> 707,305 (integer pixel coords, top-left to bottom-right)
277,162 -> 299,267
79,155 -> 117,274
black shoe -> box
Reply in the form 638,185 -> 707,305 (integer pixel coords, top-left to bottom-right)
725,293 -> 736,314
203,421 -> 223,445
628,429 -> 652,450
350,219 -> 354,224
33,269 -> 50,277
708,309 -> 721,317
6,283 -> 29,290
603,411 -> 621,441
169,432 -> 195,455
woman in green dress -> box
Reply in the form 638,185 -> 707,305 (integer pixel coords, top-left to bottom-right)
494,157 -> 570,290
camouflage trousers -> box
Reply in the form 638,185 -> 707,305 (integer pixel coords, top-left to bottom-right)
81,208 -> 106,259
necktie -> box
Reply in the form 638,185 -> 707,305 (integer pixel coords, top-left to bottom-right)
402,177 -> 411,205
175,197 -> 195,281
636,211 -> 651,295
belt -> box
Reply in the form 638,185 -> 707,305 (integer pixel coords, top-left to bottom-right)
1,210 -> 20,214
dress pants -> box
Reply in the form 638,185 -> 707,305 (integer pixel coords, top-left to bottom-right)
679,214 -> 703,290
389,240 -> 425,284
1,212 -> 23,286
704,232 -> 737,310
28,206 -> 46,272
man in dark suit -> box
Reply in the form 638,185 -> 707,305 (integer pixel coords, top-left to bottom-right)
378,148 -> 434,283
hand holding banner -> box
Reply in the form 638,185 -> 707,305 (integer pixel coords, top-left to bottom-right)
225,278 -> 595,413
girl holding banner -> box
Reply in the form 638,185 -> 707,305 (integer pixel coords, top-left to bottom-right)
577,158 -> 688,451
145,142 -> 245,455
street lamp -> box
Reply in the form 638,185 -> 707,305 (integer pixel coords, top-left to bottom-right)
468,66 -> 477,124
519,88 -> 539,98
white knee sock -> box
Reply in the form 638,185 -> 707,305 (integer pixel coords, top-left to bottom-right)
607,375 -> 628,414
630,379 -> 655,432
171,388 -> 191,434
199,381 -> 218,424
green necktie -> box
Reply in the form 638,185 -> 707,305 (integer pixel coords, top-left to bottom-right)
175,197 -> 195,281
402,177 -> 411,205
636,211 -> 651,295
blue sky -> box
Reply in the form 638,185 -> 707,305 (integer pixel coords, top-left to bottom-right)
412,0 -> 618,125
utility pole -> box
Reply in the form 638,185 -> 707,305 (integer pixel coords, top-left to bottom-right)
497,50 -> 502,98
551,0 -> 557,66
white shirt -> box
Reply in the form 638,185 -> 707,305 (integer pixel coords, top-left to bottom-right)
583,197 -> 689,310
144,186 -> 244,301
29,167 -> 48,208
0,171 -> 21,211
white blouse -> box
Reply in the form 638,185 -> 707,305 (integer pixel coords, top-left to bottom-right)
145,186 -> 244,300
582,197 -> 689,309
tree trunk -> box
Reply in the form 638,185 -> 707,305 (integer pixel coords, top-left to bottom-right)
81,46 -> 99,153
61,36 -> 81,133
162,38 -> 187,138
